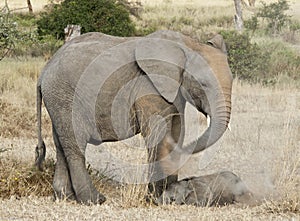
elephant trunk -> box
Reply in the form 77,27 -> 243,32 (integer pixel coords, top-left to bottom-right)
184,90 -> 231,154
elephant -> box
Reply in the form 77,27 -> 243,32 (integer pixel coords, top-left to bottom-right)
35,30 -> 233,204
157,171 -> 253,206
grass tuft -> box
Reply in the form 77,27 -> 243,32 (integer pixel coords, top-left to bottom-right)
0,158 -> 54,198
119,183 -> 149,208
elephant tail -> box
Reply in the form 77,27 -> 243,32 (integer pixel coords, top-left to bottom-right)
35,83 -> 46,171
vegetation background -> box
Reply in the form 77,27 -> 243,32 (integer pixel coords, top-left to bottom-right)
0,0 -> 299,220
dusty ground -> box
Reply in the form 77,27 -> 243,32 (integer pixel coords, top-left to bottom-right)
0,196 -> 298,221
0,81 -> 299,220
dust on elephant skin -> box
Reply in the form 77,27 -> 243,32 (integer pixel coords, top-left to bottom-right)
35,30 -> 233,204
158,171 -> 253,206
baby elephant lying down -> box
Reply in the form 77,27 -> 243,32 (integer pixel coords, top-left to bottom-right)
158,171 -> 252,206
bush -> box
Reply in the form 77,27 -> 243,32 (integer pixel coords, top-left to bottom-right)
0,6 -> 19,60
245,0 -> 294,36
220,30 -> 270,83
263,41 -> 300,84
13,33 -> 63,58
257,0 -> 290,35
37,0 -> 136,39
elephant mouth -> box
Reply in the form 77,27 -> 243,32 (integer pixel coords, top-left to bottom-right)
196,102 -> 211,127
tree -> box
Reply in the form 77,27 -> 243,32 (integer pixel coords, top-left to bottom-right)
27,0 -> 33,13
248,0 -> 256,7
234,0 -> 243,32
241,0 -> 255,7
0,3 -> 19,60
257,0 -> 290,35
37,0 -> 136,39
244,0 -> 293,36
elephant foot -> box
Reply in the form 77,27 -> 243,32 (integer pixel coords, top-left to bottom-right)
54,189 -> 76,202
53,173 -> 106,204
75,187 -> 106,205
53,170 -> 76,202
53,181 -> 76,202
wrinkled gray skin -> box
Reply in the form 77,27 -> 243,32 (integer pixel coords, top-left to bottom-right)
158,171 -> 253,206
35,30 -> 233,204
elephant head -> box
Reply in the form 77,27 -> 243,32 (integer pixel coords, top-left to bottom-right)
135,32 -> 232,154
157,179 -> 212,206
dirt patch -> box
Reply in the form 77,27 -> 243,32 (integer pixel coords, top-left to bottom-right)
0,196 -> 299,221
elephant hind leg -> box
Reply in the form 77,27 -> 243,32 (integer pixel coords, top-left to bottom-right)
66,152 -> 106,205
54,129 -> 106,205
52,126 -> 76,201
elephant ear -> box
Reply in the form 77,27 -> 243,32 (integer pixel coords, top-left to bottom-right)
207,34 -> 227,54
135,38 -> 186,103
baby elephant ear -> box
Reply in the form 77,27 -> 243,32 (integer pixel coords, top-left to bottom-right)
207,34 -> 227,54
135,38 -> 186,103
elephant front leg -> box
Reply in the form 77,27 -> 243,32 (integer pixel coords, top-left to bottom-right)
147,133 -> 181,197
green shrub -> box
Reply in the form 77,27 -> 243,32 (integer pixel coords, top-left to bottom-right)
245,0 -> 292,36
13,32 -> 63,58
262,41 -> 300,85
0,8 -> 62,59
13,13 -> 36,28
244,16 -> 258,35
285,19 -> 300,43
220,30 -> 270,83
0,6 -> 19,60
219,30 -> 300,85
37,0 -> 136,39
257,0 -> 290,35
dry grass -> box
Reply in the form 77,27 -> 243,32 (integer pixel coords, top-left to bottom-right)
0,0 -> 299,220
0,0 -> 48,12
133,0 -> 300,43
134,1 -> 235,40
0,58 -> 44,104
0,158 -> 54,198
0,58 -> 52,139
0,58 -> 299,220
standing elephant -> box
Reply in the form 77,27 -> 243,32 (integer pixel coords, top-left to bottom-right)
35,30 -> 233,204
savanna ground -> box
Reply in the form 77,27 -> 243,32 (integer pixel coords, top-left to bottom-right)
0,0 -> 300,220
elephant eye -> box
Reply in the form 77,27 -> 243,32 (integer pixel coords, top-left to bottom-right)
200,81 -> 209,89
193,80 -> 208,90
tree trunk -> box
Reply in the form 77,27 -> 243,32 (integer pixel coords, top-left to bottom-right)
248,0 -> 255,7
234,0 -> 243,32
64,25 -> 81,42
27,0 -> 33,13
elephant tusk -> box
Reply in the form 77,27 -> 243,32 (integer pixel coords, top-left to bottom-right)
227,121 -> 231,131
206,115 -> 210,128
207,114 -> 231,131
